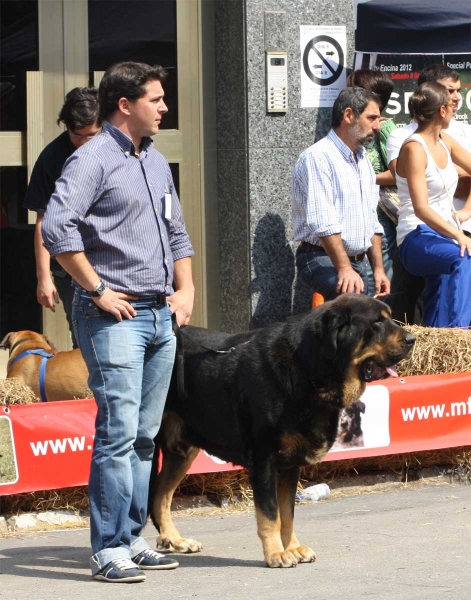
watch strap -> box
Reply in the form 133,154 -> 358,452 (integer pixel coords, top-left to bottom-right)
89,280 -> 106,297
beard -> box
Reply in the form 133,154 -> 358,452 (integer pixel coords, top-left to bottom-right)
348,121 -> 374,148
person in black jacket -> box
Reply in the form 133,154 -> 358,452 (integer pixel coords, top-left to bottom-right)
24,87 -> 99,347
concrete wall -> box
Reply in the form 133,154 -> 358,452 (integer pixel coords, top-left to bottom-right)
215,0 -> 356,332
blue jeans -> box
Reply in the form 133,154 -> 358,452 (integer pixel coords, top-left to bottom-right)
72,289 -> 176,574
399,224 -> 471,327
296,246 -> 369,300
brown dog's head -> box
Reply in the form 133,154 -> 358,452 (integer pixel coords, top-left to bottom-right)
292,294 -> 415,407
0,331 -> 57,355
316,294 -> 415,380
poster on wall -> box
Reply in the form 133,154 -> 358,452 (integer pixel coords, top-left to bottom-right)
300,25 -> 347,108
353,53 -> 471,127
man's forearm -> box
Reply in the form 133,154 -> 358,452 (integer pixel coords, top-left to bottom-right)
35,214 -> 52,281
367,234 -> 385,273
319,234 -> 352,271
173,256 -> 194,293
54,251 -> 101,292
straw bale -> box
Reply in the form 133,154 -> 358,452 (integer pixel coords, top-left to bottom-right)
0,378 -> 37,406
398,325 -> 471,376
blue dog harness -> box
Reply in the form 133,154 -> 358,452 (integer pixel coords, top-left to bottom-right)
10,349 -> 54,402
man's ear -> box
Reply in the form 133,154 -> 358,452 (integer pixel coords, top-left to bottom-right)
343,106 -> 355,125
117,97 -> 131,116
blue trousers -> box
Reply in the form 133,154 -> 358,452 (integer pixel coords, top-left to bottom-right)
399,225 -> 471,327
72,290 -> 176,574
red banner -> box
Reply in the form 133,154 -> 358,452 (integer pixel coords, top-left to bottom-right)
1,373 -> 470,496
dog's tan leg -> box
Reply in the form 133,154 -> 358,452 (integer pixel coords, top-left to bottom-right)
251,458 -> 299,568
277,468 -> 316,564
150,445 -> 202,553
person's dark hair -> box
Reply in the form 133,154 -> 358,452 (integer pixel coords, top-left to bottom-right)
418,64 -> 460,87
98,61 -> 167,123
346,69 -> 393,112
408,81 -> 450,123
57,87 -> 98,130
331,87 -> 381,128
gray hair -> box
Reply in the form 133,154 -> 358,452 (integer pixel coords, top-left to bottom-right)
331,87 -> 380,128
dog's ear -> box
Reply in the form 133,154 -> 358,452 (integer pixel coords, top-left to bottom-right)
0,332 -> 14,350
320,308 -> 350,359
42,335 -> 57,350
357,401 -> 366,414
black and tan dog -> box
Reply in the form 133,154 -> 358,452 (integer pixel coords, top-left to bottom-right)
1,330 -> 89,401
331,400 -> 366,450
149,294 -> 415,568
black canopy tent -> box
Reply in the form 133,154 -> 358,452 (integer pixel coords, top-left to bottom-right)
355,0 -> 471,54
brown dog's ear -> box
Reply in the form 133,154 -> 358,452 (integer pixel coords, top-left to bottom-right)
42,335 -> 57,350
0,332 -> 14,350
320,309 -> 350,359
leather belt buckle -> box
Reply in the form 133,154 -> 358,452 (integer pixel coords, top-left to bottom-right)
349,252 -> 366,263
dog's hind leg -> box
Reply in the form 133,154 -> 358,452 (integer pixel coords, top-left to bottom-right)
149,441 -> 202,554
277,467 -> 316,564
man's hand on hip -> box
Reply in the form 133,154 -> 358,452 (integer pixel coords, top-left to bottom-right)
92,288 -> 138,321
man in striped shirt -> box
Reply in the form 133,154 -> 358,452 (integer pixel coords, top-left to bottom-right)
292,87 -> 390,300
43,62 -> 194,583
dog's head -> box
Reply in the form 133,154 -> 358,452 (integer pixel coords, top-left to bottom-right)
293,294 -> 415,406
0,331 -> 57,355
337,400 -> 365,441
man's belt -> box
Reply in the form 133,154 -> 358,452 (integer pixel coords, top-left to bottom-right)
299,241 -> 366,263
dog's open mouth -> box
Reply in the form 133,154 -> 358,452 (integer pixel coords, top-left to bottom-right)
361,358 -> 398,382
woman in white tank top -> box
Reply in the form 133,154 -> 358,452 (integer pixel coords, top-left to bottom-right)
396,81 -> 471,327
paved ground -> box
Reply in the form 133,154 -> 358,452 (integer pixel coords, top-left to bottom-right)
0,480 -> 469,600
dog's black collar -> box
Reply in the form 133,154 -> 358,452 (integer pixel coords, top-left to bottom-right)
7,337 -> 30,355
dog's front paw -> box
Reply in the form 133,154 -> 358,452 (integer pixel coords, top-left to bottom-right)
288,545 -> 316,563
265,550 -> 299,568
157,535 -> 203,554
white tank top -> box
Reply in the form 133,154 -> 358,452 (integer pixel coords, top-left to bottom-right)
396,133 -> 459,246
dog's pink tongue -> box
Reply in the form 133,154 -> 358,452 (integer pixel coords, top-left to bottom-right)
386,365 -> 398,377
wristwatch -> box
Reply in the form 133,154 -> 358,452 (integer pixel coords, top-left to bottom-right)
89,280 -> 106,297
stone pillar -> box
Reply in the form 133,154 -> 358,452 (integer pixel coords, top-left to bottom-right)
215,0 -> 356,331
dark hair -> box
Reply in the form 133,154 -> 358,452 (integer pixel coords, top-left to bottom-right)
346,69 -> 393,112
418,64 -> 460,87
57,87 -> 98,130
331,87 -> 381,128
408,81 -> 450,123
98,61 -> 167,122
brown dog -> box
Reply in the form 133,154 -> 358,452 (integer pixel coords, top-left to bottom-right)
1,330 -> 90,401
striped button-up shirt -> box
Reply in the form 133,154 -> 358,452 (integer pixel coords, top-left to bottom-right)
42,121 -> 194,296
292,129 -> 383,256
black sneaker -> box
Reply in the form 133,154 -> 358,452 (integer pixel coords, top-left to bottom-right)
131,548 -> 179,570
93,558 -> 146,583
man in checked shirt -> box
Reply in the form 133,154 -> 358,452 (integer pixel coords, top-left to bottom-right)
42,62 -> 194,583
292,87 -> 390,300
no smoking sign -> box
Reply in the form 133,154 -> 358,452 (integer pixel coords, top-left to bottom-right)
303,35 -> 344,86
